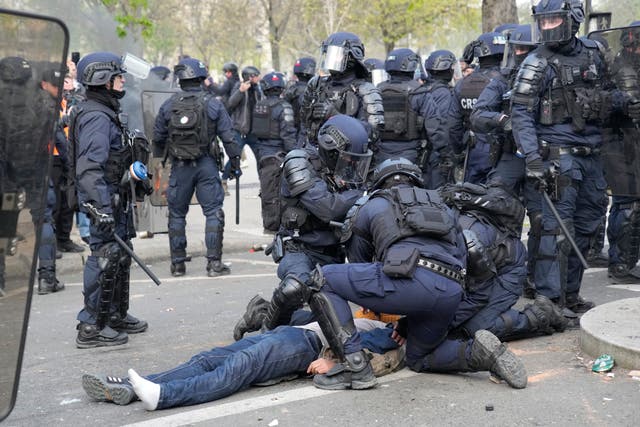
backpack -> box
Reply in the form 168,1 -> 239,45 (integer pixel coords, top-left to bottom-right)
168,92 -> 209,160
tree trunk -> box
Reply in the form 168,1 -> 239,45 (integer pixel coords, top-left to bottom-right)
482,0 -> 519,33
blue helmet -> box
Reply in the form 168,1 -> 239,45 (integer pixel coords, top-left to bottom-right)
317,115 -> 372,185
532,0 -> 584,44
77,52 -> 124,86
502,24 -> 536,71
385,48 -> 421,74
364,58 -> 385,71
320,32 -> 367,75
493,23 -> 519,35
174,57 -> 208,80
260,72 -> 286,93
424,49 -> 457,72
474,32 -> 507,58
364,58 -> 388,85
293,57 -> 316,79
371,157 -> 423,190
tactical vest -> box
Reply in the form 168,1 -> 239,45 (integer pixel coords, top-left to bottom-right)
458,214 -> 516,272
458,69 -> 499,127
69,99 -> 131,187
538,44 -> 603,127
167,91 -> 212,160
378,79 -> 423,141
326,82 -> 361,117
369,186 -> 457,261
283,82 -> 306,128
252,97 -> 283,139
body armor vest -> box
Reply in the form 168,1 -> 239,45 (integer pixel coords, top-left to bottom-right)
252,96 -> 283,139
537,44 -> 602,127
167,91 -> 213,160
70,100 -> 131,186
369,186 -> 457,260
458,70 -> 497,127
378,79 -> 423,141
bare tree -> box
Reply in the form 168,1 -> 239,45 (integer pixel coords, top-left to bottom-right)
482,0 -> 518,32
258,0 -> 294,71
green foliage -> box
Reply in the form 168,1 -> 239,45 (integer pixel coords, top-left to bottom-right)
101,0 -> 153,40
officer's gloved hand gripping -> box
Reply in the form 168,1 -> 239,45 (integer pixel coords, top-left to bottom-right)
229,155 -> 242,179
83,202 -> 115,236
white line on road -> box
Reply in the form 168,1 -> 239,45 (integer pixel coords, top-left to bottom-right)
123,369 -> 418,427
608,284 -> 640,292
63,273 -> 277,287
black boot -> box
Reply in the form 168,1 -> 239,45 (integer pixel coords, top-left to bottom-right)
468,330 -> 528,389
533,294 -> 568,332
313,350 -> 378,390
109,313 -> 148,334
76,323 -> 128,349
522,303 -> 552,335
207,259 -> 230,277
608,264 -> 640,284
170,262 -> 186,277
565,294 -> 595,314
233,295 -> 269,341
37,276 -> 65,295
82,374 -> 137,405
57,239 -> 85,253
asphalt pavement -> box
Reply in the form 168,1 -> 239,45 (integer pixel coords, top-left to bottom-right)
4,154 -> 640,426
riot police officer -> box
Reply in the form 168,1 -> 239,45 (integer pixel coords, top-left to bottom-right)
511,0 -> 606,314
420,49 -> 458,188
470,24 -> 541,295
307,158 -> 527,390
234,115 -> 372,339
153,57 -> 242,277
72,52 -> 146,348
282,57 -> 316,144
449,31 -> 506,184
363,57 -> 388,86
602,22 -> 640,283
253,72 -> 297,233
301,32 -> 384,144
376,48 -> 437,167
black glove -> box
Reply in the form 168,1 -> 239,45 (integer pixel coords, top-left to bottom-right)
82,202 -> 115,236
526,157 -> 545,181
311,101 -> 336,121
229,156 -> 242,179
628,99 -> 640,121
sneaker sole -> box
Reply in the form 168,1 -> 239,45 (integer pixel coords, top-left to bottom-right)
82,375 -> 134,405
111,324 -> 148,334
208,270 -> 231,277
475,330 -> 528,389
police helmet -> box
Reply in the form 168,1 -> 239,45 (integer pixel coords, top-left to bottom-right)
0,56 -> 33,85
474,32 -> 507,58
150,65 -> 171,80
320,32 -> 367,75
493,23 -> 519,35
77,52 -> 124,86
223,62 -> 238,75
260,72 -> 286,93
174,57 -> 208,81
385,48 -> 421,74
501,24 -> 536,70
364,58 -> 388,85
532,0 -> 584,44
293,57 -> 316,79
371,157 -> 423,190
424,50 -> 457,72
241,65 -> 260,82
364,58 -> 385,71
317,115 -> 372,185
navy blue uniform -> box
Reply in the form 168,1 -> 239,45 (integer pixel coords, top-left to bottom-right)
319,185 -> 466,370
511,39 -> 608,305
282,80 -> 308,145
74,96 -> 136,325
416,79 -> 455,189
154,87 -> 240,266
449,66 -> 502,184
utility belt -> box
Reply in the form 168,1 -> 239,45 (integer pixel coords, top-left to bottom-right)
416,256 -> 466,284
172,158 -> 200,167
539,140 -> 600,160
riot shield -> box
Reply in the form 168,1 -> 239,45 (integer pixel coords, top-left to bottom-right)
0,8 -> 68,422
589,26 -> 640,196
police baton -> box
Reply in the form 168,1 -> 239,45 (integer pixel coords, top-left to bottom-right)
541,191 -> 589,270
235,175 -> 240,224
81,202 -> 161,286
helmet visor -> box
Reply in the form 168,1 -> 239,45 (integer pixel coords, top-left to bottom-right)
122,52 -> 151,79
321,45 -> 348,72
533,11 -> 573,43
334,149 -> 373,186
371,69 -> 389,86
501,41 -> 535,70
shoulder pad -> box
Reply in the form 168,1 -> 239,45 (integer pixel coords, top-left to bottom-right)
511,53 -> 547,110
281,101 -> 295,123
340,193 -> 370,243
283,149 -> 315,196
357,81 -> 379,97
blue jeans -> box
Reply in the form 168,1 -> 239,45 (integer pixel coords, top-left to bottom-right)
146,326 -> 322,409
